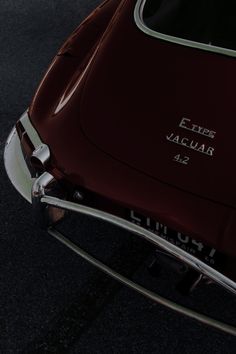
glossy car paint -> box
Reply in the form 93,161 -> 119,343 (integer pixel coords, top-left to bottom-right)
27,0 -> 236,260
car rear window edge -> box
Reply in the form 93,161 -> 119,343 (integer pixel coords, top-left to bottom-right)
134,0 -> 236,58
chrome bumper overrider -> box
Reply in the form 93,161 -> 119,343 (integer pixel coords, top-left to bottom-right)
4,111 -> 236,336
4,111 -> 44,203
4,126 -> 34,203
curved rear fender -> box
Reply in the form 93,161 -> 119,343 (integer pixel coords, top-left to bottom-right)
29,0 -> 122,123
58,0 -> 121,58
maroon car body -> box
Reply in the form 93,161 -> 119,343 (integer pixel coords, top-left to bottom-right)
4,0 -> 236,334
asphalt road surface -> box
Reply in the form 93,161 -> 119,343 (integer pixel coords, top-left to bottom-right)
1,1 -> 236,353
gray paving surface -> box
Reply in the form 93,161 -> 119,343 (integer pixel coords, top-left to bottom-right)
1,1 -> 236,353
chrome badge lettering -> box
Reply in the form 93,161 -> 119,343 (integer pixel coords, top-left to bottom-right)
166,117 -> 216,158
179,117 -> 216,139
166,133 -> 214,156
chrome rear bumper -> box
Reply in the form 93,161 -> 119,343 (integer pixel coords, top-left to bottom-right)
4,111 -> 236,336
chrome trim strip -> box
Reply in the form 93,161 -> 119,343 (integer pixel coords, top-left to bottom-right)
41,193 -> 236,296
134,0 -> 236,58
48,226 -> 236,336
20,110 -> 42,148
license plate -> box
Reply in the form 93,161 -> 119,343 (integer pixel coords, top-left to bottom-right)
128,209 -> 225,268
